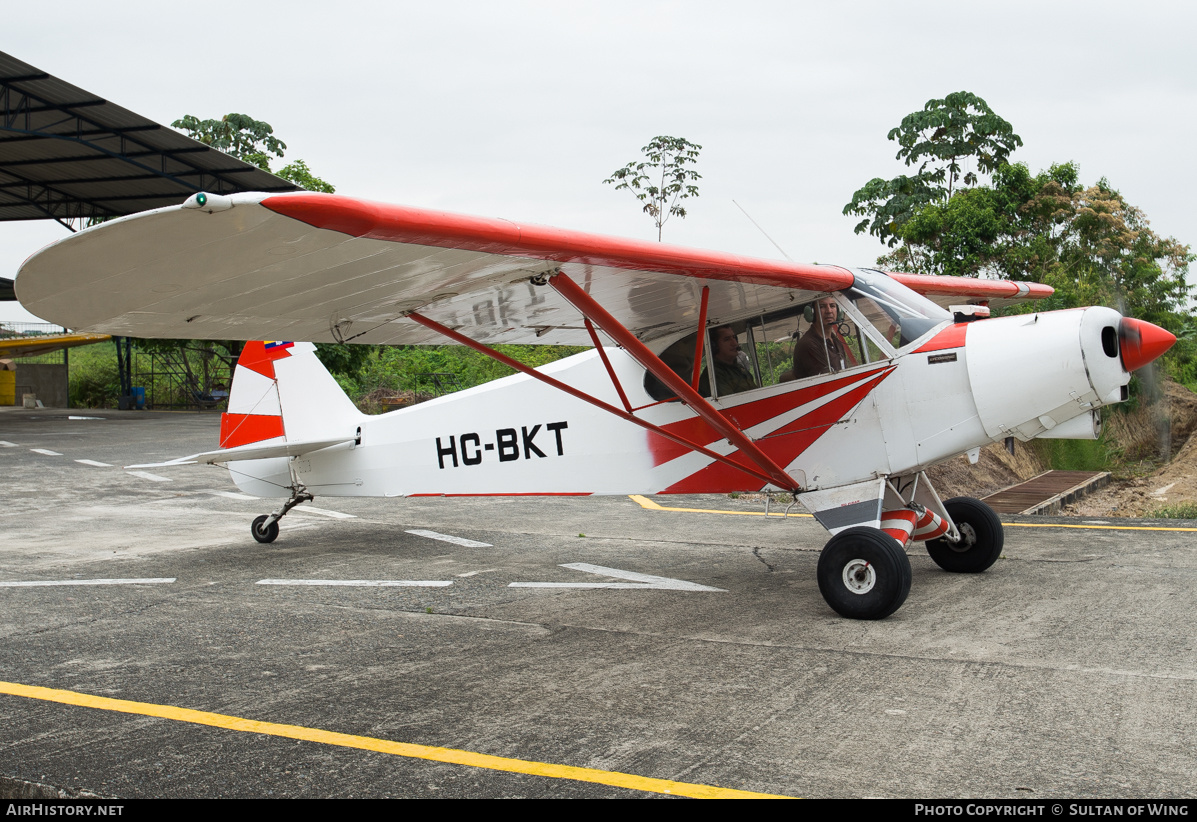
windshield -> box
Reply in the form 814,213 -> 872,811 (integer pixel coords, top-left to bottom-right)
845,268 -> 950,350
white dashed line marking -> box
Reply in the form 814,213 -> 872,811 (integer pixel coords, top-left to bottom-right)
290,506 -> 356,519
126,470 -> 171,482
0,578 -> 176,587
206,491 -> 259,500
455,569 -> 498,577
75,459 -> 113,467
405,529 -> 492,548
30,448 -> 62,456
0,441 -> 16,447
256,579 -> 453,588
510,563 -> 725,592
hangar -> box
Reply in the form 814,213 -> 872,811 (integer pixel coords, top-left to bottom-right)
0,49 -> 299,407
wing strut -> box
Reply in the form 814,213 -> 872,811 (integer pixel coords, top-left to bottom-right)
584,318 -> 633,413
548,273 -> 802,494
691,286 -> 710,390
405,312 -> 781,488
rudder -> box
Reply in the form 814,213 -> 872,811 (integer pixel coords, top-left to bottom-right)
222,340 -> 362,450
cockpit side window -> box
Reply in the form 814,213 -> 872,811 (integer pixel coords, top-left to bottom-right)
643,332 -> 698,401
641,273 -> 945,401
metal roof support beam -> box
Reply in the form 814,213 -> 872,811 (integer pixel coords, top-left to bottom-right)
1,82 -> 252,195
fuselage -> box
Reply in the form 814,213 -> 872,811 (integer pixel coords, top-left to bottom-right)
230,301 -> 1148,500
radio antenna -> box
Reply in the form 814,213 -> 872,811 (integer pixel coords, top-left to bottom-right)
732,200 -> 793,262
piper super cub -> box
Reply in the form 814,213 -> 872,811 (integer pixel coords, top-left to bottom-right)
16,192 -> 1177,619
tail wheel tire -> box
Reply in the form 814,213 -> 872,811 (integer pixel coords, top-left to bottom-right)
926,497 -> 1003,573
817,527 -> 912,620
251,515 -> 280,544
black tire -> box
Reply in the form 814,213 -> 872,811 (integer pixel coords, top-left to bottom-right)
816,527 -> 912,620
926,497 -> 1003,573
251,515 -> 279,544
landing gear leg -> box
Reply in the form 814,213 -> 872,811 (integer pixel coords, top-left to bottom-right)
251,484 -> 313,544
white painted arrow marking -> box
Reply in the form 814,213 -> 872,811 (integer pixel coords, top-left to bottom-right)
509,563 -> 725,591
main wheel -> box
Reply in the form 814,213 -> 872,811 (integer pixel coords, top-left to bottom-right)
816,527 -> 912,620
926,497 -> 1003,573
251,515 -> 280,544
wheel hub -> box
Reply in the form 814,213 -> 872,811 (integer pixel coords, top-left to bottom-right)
950,522 -> 977,552
841,559 -> 876,594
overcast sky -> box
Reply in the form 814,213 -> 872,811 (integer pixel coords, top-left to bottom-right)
4,0 -> 1195,324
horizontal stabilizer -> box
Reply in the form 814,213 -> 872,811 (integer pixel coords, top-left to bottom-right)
125,437 -> 356,468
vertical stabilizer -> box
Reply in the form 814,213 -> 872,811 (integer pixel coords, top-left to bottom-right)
221,341 -> 363,498
220,339 -> 359,495
222,341 -> 363,448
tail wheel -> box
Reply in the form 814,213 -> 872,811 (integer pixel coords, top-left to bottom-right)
251,515 -> 280,544
817,527 -> 912,620
926,497 -> 1003,573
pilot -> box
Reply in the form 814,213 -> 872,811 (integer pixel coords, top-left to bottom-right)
699,325 -> 758,397
793,296 -> 848,379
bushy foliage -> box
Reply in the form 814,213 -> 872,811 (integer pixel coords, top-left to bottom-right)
342,344 -> 589,407
67,337 -> 588,411
1151,501 -> 1197,519
844,92 -> 1021,245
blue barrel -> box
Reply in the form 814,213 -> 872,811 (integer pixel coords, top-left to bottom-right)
131,386 -> 146,410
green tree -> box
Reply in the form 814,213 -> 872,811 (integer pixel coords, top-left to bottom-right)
876,161 -> 1193,329
844,92 -> 1022,246
173,113 -> 334,192
172,113 -> 286,171
278,159 -> 335,193
604,136 -> 702,241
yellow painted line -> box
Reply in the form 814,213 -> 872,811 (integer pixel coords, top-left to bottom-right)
0,680 -> 787,799
1003,521 -> 1197,533
629,495 -> 1197,532
629,494 -> 812,518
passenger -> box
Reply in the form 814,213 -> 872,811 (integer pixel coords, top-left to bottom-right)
793,296 -> 848,379
699,325 -> 758,397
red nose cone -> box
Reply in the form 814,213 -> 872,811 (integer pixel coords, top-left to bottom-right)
1119,318 -> 1176,372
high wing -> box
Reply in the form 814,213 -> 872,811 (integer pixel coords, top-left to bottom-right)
17,192 -> 1051,345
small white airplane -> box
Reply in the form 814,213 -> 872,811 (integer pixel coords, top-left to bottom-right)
17,191 -> 1176,619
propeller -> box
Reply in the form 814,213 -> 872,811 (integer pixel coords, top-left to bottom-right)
1119,318 -> 1176,372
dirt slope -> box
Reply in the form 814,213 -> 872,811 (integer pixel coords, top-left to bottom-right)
1064,380 -> 1197,517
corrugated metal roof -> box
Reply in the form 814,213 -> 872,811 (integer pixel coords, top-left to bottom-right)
0,50 -> 300,224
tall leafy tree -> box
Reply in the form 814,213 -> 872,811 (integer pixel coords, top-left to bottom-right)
844,92 -> 1021,246
875,162 -> 1192,330
604,136 -> 702,241
172,113 -> 287,171
173,113 -> 334,192
277,159 -> 335,194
